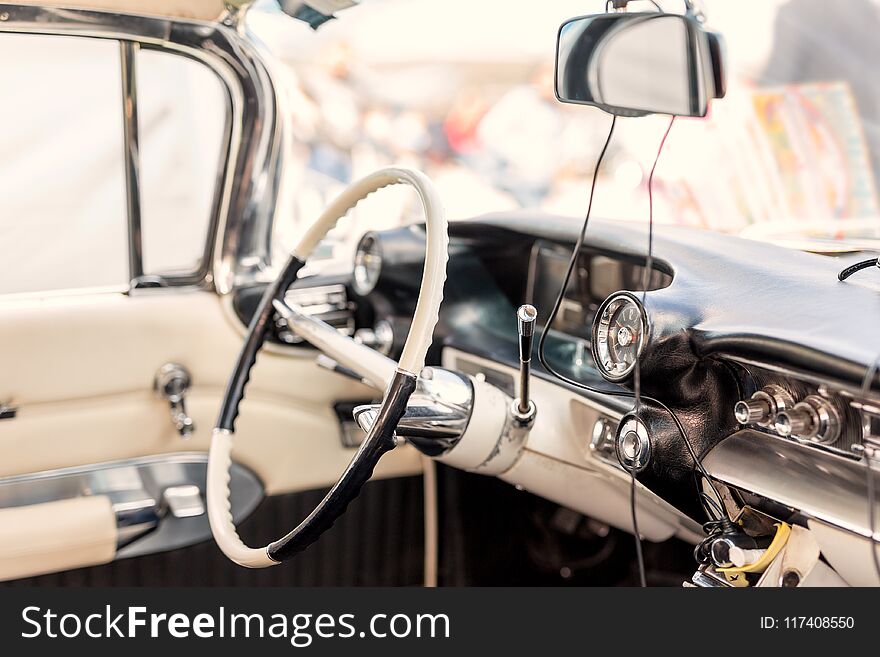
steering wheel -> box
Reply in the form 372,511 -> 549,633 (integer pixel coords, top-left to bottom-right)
207,167 -> 448,568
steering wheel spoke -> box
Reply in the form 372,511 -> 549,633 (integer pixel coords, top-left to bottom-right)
272,298 -> 397,392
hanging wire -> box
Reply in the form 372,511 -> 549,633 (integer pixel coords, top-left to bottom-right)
633,116 -> 675,408
536,113 -> 729,586
629,115 -> 676,587
536,114 -> 729,525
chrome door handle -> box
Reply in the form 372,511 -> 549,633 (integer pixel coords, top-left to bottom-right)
154,363 -> 194,438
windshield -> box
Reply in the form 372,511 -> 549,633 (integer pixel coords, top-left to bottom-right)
250,0 -> 880,261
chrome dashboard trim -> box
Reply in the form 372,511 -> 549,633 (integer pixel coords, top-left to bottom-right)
0,4 -> 283,293
704,429 -> 880,541
725,354 -> 880,401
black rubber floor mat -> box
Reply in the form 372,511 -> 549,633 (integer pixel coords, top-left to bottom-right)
436,464 -> 693,586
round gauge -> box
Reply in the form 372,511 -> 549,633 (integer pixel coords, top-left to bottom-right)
591,293 -> 648,382
352,233 -> 382,296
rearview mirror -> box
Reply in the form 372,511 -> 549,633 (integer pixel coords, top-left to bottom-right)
555,12 -> 725,117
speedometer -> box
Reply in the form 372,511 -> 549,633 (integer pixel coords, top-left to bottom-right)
591,293 -> 647,382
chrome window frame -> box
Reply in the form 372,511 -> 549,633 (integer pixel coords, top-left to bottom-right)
119,40 -> 145,284
0,3 -> 283,294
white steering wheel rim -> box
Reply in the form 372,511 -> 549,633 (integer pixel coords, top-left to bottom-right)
207,167 -> 448,567
292,167 -> 448,376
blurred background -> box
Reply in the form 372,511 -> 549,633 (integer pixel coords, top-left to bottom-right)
249,0 -> 880,271
3,0 -> 879,291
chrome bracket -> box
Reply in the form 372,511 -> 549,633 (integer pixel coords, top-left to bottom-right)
154,363 -> 194,438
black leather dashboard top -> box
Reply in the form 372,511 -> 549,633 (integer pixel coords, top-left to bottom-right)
451,211 -> 880,394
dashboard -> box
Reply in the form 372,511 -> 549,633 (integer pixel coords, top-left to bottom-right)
233,211 -> 880,565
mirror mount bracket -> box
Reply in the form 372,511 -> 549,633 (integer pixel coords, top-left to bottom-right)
608,0 -> 707,23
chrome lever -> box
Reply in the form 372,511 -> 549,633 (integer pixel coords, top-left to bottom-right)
514,304 -> 537,424
154,363 -> 194,438
316,354 -> 369,384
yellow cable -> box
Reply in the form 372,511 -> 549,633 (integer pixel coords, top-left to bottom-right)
718,522 -> 791,579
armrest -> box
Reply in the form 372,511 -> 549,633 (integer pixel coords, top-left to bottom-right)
0,496 -> 117,581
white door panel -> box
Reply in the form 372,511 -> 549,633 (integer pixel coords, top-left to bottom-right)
0,290 -> 421,492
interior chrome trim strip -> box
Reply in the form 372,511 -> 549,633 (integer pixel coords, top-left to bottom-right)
704,429 -> 880,541
119,39 -> 144,284
726,355 -> 880,401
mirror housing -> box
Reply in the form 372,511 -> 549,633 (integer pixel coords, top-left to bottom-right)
555,12 -> 725,117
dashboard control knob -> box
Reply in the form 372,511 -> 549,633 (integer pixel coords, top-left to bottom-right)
734,398 -> 771,425
621,431 -> 642,459
774,407 -> 814,438
616,417 -> 651,472
774,395 -> 840,445
734,385 -> 794,427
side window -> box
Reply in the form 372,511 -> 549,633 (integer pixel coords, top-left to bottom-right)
0,34 -> 127,296
136,49 -> 227,277
0,34 -> 228,297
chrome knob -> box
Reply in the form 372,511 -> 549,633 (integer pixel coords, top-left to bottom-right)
517,304 -> 537,359
616,416 -> 651,472
735,385 -> 794,427
620,431 -> 643,460
775,396 -> 840,444
734,398 -> 771,425
775,407 -> 816,438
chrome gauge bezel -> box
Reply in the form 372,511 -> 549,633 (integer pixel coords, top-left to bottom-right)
591,292 -> 649,382
352,232 -> 382,296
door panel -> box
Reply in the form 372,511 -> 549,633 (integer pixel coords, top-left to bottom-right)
0,289 -> 420,494
0,15 -> 408,582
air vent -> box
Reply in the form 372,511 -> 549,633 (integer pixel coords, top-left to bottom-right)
275,284 -> 354,345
